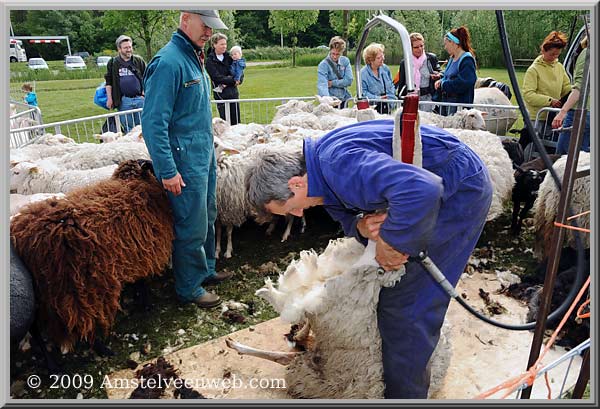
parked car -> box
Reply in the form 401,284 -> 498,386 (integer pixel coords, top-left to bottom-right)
96,56 -> 111,67
316,45 -> 329,50
75,51 -> 90,59
64,55 -> 87,70
28,57 -> 49,70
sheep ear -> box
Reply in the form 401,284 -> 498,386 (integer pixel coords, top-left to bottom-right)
29,166 -> 39,174
10,160 -> 18,168
93,134 -> 102,140
481,112 -> 488,117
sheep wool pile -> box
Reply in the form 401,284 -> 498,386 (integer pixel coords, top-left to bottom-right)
10,160 -> 174,353
256,238 -> 451,398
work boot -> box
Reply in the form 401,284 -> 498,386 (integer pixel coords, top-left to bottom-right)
192,292 -> 222,309
204,270 -> 234,285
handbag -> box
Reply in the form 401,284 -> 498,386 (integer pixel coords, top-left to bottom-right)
93,82 -> 109,110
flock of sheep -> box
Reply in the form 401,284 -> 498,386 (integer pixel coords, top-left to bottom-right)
9,93 -> 589,398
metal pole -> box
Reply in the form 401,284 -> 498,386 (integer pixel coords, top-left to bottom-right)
571,349 -> 590,398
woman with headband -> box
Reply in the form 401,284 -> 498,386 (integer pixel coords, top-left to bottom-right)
434,26 -> 477,116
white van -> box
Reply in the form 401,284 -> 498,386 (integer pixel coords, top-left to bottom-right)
9,39 -> 27,62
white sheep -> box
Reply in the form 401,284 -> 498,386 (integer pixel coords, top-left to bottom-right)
445,128 -> 515,221
10,193 -> 66,216
226,238 -> 450,398
417,108 -> 487,131
314,95 -> 342,107
10,160 -> 117,194
473,87 -> 518,136
271,111 -> 323,130
31,133 -> 77,146
10,142 -> 81,165
56,142 -> 150,170
212,117 -> 230,138
533,152 -> 590,260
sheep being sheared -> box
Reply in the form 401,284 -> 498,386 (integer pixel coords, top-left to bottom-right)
226,238 -> 451,398
10,159 -> 174,353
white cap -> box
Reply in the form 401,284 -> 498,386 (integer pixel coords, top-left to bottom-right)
182,10 -> 228,30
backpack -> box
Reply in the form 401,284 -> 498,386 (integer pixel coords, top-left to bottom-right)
94,82 -> 109,110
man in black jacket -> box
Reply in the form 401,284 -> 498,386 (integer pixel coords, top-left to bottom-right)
105,35 -> 147,133
394,33 -> 441,112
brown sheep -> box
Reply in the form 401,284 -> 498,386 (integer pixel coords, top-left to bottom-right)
10,159 -> 174,353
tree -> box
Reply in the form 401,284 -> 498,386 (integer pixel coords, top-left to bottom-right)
268,10 -> 319,67
235,10 -> 279,48
102,10 -> 178,61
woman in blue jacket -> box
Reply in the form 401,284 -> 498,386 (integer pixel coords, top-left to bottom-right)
434,26 -> 477,116
360,43 -> 396,114
245,119 -> 493,398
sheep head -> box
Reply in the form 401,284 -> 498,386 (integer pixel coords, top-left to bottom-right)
111,159 -> 156,181
459,109 -> 487,130
10,162 -> 39,192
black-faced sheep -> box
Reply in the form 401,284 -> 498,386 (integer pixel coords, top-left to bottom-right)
10,243 -> 36,347
226,238 -> 451,398
510,154 -> 561,234
10,159 -> 174,353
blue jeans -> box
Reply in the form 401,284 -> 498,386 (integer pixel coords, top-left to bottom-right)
556,110 -> 590,154
118,96 -> 144,133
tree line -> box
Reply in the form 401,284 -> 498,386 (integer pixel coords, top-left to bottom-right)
10,9 -> 583,68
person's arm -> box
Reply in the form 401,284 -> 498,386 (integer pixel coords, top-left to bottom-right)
330,57 -> 353,88
360,69 -> 379,99
430,53 -> 441,72
322,149 -> 443,256
141,57 -> 179,182
383,66 -> 396,99
552,51 -> 585,128
205,58 -> 236,86
138,57 -> 147,96
317,60 -> 331,97
522,66 -> 557,109
560,66 -> 572,99
105,59 -> 114,109
440,56 -> 476,95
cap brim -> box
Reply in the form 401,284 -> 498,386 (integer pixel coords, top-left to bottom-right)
200,15 -> 228,30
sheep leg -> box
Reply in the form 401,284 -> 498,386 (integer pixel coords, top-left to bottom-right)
281,215 -> 293,242
518,198 -> 536,231
92,337 -> 115,357
30,321 -> 63,375
225,337 -> 301,365
511,199 -> 521,234
215,220 -> 222,259
266,219 -> 277,236
134,279 -> 151,312
224,225 -> 233,259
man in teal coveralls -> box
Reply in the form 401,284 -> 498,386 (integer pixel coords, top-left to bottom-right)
142,11 -> 232,308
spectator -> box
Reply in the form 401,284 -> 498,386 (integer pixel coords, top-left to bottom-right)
317,36 -> 353,108
394,33 -> 441,112
22,83 -> 38,107
522,31 -> 571,141
206,33 -> 241,125
141,10 -> 233,309
244,120 -> 492,398
105,34 -> 147,133
360,43 -> 396,114
552,35 -> 590,154
434,26 -> 477,116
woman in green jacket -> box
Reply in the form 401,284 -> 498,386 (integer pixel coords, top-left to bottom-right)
522,31 -> 571,140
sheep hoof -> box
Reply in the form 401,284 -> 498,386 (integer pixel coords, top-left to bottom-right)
224,253 -> 232,259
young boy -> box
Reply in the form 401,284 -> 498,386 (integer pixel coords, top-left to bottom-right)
213,45 -> 246,94
229,45 -> 246,85
22,83 -> 38,107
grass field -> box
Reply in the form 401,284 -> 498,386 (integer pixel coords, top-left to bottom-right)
10,63 -> 527,126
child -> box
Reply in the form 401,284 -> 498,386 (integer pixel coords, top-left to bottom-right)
22,83 -> 38,107
213,45 -> 246,94
229,45 -> 246,85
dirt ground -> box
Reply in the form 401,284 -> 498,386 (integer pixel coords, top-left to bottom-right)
9,207 -> 590,400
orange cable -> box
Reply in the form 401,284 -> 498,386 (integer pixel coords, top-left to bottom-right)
567,210 -> 590,221
553,222 -> 591,233
577,299 -> 590,319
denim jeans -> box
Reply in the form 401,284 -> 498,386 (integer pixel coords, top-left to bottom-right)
118,96 -> 144,133
556,110 -> 590,154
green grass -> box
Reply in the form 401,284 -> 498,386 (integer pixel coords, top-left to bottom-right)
11,63 -> 527,127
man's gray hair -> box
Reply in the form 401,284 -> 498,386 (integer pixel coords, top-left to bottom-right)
245,146 -> 306,219
210,32 -> 228,47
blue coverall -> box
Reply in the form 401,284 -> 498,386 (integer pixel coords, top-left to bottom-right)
141,31 -> 217,302
303,120 -> 493,398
